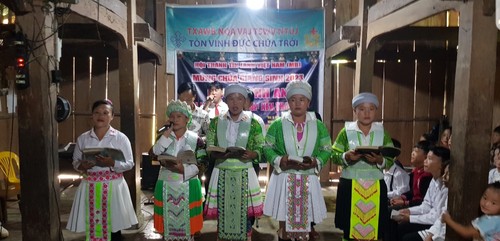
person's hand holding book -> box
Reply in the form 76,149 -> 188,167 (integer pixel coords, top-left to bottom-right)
299,156 -> 317,170
95,154 -> 115,167
363,152 -> 384,165
79,160 -> 96,171
280,156 -> 317,171
162,158 -> 184,174
345,150 -> 363,164
241,150 -> 257,160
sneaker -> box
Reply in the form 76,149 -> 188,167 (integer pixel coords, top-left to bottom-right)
0,226 -> 9,239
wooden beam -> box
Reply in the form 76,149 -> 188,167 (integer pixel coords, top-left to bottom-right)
70,0 -> 128,47
377,26 -> 458,42
447,1 -> 497,240
120,0 -> 142,225
367,0 -> 416,21
327,0 -> 462,59
367,0 -> 461,44
325,39 -> 355,59
134,17 -> 164,64
354,0 -> 377,93
321,0 -> 334,184
16,1 -> 63,240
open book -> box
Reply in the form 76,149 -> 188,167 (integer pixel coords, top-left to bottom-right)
354,146 -> 401,158
157,150 -> 197,166
207,146 -> 246,157
287,155 -> 313,164
82,147 -> 126,164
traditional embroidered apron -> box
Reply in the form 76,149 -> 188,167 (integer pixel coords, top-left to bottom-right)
215,116 -> 252,241
281,113 -> 317,240
154,133 -> 199,241
344,124 -> 384,240
86,170 -> 123,241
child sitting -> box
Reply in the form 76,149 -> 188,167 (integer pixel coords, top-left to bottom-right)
391,146 -> 450,241
442,182 -> 500,241
489,146 -> 500,184
384,139 -> 410,199
391,141 -> 433,208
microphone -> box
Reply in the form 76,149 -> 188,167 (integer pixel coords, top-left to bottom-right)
157,123 -> 172,134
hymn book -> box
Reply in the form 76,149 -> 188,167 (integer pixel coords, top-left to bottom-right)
157,150 -> 197,166
354,146 -> 401,158
82,147 -> 126,165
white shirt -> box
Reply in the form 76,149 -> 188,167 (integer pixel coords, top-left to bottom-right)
207,101 -> 228,119
488,168 -> 500,184
72,127 -> 135,173
418,197 -> 447,241
151,132 -> 199,181
189,105 -> 210,137
384,163 -> 410,198
223,111 -> 251,146
408,178 -> 448,225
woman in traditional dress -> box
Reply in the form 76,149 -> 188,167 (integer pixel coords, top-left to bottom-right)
204,84 -> 264,241
263,80 -> 332,241
67,99 -> 138,241
331,93 -> 394,241
151,100 -> 204,241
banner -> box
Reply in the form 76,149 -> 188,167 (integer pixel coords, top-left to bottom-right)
177,51 -> 324,124
166,5 -> 324,73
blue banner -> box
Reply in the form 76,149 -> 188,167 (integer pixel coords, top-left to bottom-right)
166,5 -> 324,73
176,51 -> 324,124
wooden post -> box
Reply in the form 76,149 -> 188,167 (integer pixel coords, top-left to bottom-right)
119,0 -> 142,223
321,0 -> 334,184
16,1 -> 63,240
354,0 -> 377,94
447,1 -> 497,240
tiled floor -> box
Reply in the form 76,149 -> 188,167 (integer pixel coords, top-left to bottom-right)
1,180 -> 343,241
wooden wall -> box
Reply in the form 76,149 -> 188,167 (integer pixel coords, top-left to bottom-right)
57,43 -> 159,164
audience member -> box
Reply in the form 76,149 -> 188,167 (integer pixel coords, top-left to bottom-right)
402,163 -> 450,241
489,146 -> 500,184
384,139 -> 410,199
442,182 -> 500,241
391,146 -> 450,241
391,141 -> 433,208
490,125 -> 500,166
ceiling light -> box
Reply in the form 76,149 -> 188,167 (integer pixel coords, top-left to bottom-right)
247,0 -> 264,9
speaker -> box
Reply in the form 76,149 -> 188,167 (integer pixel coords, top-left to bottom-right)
56,95 -> 71,122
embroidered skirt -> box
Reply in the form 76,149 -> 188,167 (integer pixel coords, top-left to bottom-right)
66,171 -> 138,240
204,167 -> 263,240
335,178 -> 389,240
263,172 -> 327,239
153,177 -> 203,240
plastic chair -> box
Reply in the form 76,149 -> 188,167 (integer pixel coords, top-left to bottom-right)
0,152 -> 20,200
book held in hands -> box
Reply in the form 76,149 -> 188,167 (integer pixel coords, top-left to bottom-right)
82,147 -> 126,164
206,146 -> 247,158
287,155 -> 313,164
354,146 -> 401,158
157,150 -> 197,166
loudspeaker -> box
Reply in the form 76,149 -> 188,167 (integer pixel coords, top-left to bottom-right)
56,95 -> 71,122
